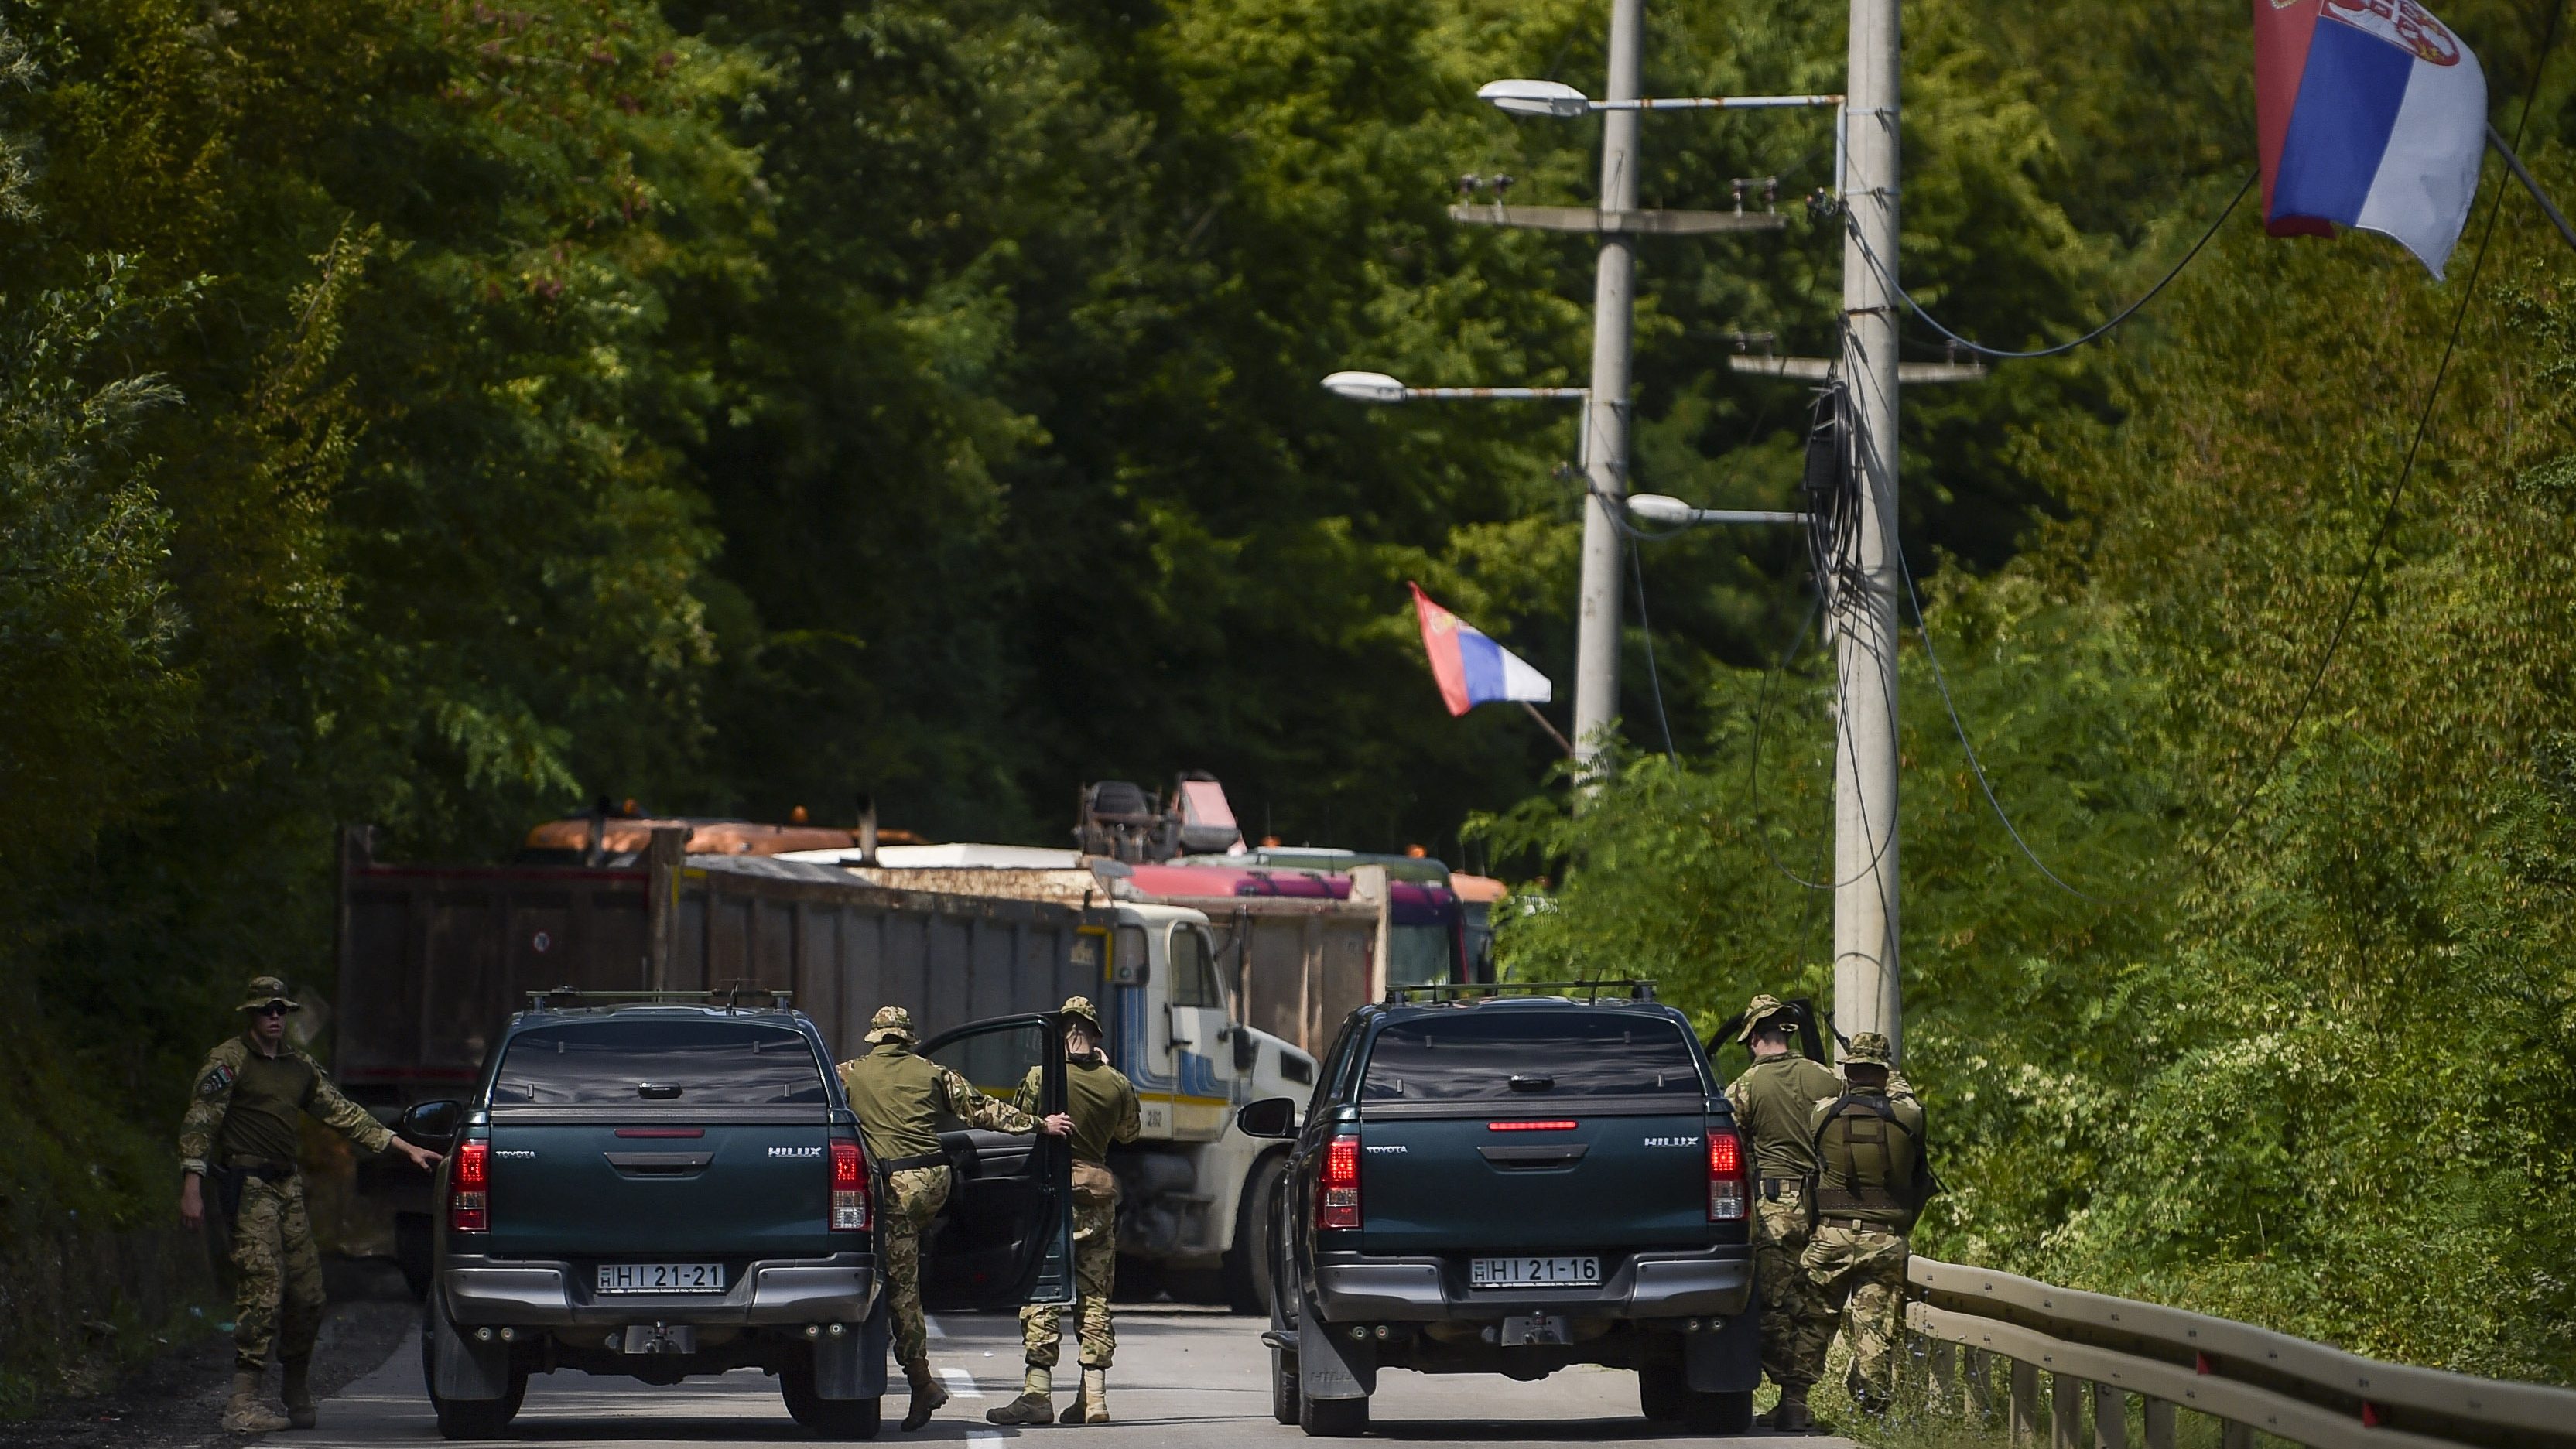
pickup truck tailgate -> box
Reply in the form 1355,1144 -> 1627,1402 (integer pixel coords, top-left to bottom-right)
477,1014 -> 845,1259
1356,1106 -> 1712,1253
486,1116 -> 839,1259
1348,1006 -> 1722,1256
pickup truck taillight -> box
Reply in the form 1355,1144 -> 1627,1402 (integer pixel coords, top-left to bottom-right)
450,1140 -> 489,1233
831,1139 -> 869,1232
1315,1134 -> 1361,1230
1706,1129 -> 1747,1222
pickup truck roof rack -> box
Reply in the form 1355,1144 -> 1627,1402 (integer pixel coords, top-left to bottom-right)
1382,979 -> 1657,1005
524,986 -> 795,1013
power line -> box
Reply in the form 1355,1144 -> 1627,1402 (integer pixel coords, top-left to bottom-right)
1626,535 -> 1679,765
2244,0 -> 2562,814
1850,171 -> 2256,361
1897,551 -> 2106,901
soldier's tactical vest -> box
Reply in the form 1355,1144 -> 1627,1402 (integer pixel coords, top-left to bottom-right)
840,1047 -> 946,1164
1809,1092 -> 1923,1229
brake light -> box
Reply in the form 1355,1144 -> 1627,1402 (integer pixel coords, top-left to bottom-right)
1706,1129 -> 1746,1222
830,1139 -> 869,1232
1487,1119 -> 1579,1132
1316,1135 -> 1361,1230
450,1140 -> 488,1233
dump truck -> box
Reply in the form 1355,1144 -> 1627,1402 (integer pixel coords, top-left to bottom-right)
330,817 -> 1469,1311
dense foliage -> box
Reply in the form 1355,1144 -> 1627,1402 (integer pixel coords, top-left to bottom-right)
1,0 -> 2570,1399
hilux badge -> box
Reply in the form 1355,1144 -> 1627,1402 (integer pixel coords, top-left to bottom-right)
1640,1136 -> 1700,1148
768,1146 -> 823,1158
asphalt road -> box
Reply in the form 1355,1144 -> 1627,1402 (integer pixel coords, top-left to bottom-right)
294,1307 -> 1852,1448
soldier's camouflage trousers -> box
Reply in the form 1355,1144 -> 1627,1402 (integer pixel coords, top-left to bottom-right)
231,1174 -> 326,1373
1753,1189 -> 1833,1389
1019,1193 -> 1116,1369
884,1167 -> 953,1365
1800,1222 -> 1910,1403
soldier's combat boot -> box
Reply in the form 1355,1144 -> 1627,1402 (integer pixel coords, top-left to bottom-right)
1057,1366 -> 1107,1424
985,1365 -> 1053,1426
1755,1384 -> 1815,1434
279,1358 -> 317,1430
900,1357 -> 948,1431
221,1371 -> 291,1434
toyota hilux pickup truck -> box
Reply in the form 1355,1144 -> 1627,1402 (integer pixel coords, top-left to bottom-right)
1240,983 -> 1757,1437
396,996 -> 1076,1440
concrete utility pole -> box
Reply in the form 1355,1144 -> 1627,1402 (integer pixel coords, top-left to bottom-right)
1570,0 -> 1647,780
1832,0 -> 1904,1061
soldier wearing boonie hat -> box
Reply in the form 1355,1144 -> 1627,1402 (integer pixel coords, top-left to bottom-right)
988,998 -> 1138,1427
178,976 -> 440,1433
1723,993 -> 1841,1432
838,1006 -> 1071,1430
1801,1030 -> 1927,1417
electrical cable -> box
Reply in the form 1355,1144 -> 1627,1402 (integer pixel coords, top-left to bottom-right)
2242,0 -> 2561,815
1846,171 -> 2256,361
1741,592 -> 1904,892
1626,535 -> 1681,766
1897,550 -> 2106,901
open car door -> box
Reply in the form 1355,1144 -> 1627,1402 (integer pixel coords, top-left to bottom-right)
918,1013 -> 1076,1311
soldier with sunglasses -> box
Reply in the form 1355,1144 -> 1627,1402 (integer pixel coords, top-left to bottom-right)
178,976 -> 440,1433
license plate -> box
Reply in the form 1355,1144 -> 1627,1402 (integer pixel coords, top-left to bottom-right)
1469,1256 -> 1601,1288
596,1262 -> 724,1294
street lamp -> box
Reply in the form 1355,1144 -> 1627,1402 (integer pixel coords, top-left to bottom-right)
1476,79 -> 1842,115
1321,371 -> 1588,404
1626,494 -> 1806,527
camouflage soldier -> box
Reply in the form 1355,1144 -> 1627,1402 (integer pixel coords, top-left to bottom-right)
1798,1031 -> 1926,1415
177,976 -> 440,1434
838,1006 -> 1071,1432
988,997 -> 1139,1428
1724,995 -> 1842,1434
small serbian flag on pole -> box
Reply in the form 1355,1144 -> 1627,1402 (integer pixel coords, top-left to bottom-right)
1408,583 -> 1551,717
2256,0 -> 2487,278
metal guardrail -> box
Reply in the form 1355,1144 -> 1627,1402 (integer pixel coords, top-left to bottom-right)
1904,1257 -> 2576,1449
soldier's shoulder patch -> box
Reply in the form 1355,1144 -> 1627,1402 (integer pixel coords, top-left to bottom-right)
197,1062 -> 236,1099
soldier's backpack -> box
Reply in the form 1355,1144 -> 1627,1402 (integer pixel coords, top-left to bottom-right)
1804,1092 -> 1941,1228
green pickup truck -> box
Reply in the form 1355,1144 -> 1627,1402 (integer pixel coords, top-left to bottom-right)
1241,984 -> 1759,1437
399,998 -> 1076,1440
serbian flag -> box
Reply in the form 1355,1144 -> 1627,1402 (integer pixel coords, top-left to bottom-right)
2256,0 -> 2487,277
1408,583 -> 1551,717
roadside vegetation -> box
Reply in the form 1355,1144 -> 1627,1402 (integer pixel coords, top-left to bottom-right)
1,0 -> 2569,1405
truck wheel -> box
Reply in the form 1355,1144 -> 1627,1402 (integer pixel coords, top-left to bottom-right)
1271,1347 -> 1301,1425
1298,1391 -> 1368,1437
1637,1362 -> 1688,1422
395,1214 -> 433,1300
419,1321 -> 524,1440
1114,1254 -> 1165,1303
1223,1156 -> 1285,1314
781,1361 -> 883,1440
1682,1389 -> 1754,1434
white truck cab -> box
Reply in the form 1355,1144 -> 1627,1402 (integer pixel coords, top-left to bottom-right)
1087,900 -> 1314,1308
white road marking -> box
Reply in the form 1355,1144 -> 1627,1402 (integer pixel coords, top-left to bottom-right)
939,1366 -> 984,1399
924,1314 -> 947,1339
967,1433 -> 1002,1447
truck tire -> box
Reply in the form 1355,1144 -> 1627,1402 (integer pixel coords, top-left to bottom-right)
1223,1155 -> 1285,1315
1271,1347 -> 1301,1425
395,1214 -> 433,1300
419,1302 -> 524,1440
1683,1389 -> 1754,1434
1298,1391 -> 1368,1437
781,1361 -> 883,1440
1114,1254 -> 1165,1303
1637,1362 -> 1689,1422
